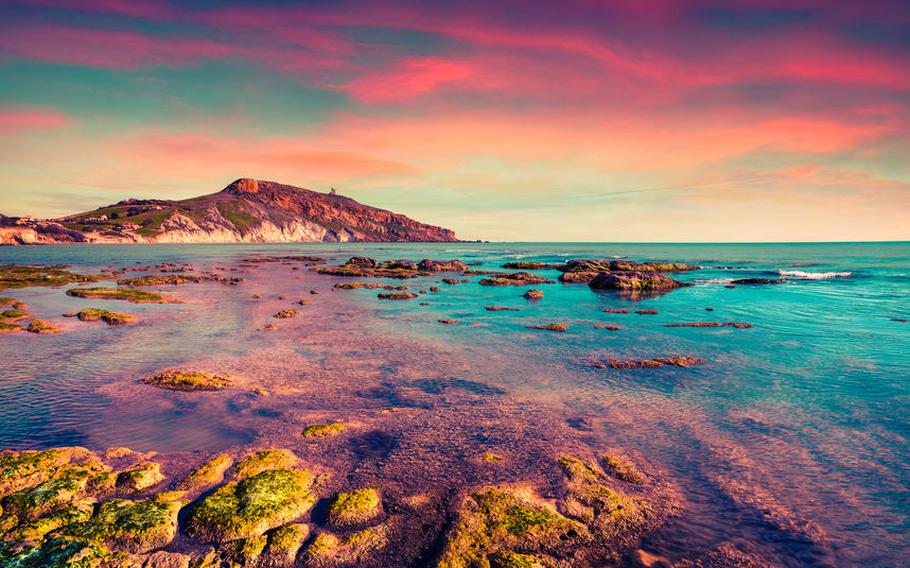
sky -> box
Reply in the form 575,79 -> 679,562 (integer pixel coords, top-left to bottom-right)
1,0 -> 908,242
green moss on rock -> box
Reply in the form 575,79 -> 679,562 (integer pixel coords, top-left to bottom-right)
600,455 -> 646,485
66,287 -> 173,303
76,308 -> 138,326
0,265 -> 100,291
26,320 -> 63,334
0,449 -> 77,499
0,310 -> 29,322
301,423 -> 348,439
261,522 -> 309,566
437,486 -> 585,568
115,463 -> 164,493
327,487 -> 381,527
186,468 -> 316,543
488,550 -> 547,568
302,526 -> 388,567
0,322 -> 23,333
176,454 -> 233,493
142,370 -> 233,392
231,450 -> 298,481
57,498 -> 182,553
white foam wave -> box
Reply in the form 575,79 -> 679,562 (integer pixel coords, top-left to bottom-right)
778,270 -> 852,280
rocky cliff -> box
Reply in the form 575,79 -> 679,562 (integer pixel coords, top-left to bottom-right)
2,179 -> 458,244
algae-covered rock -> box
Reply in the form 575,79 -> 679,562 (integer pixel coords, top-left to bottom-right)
116,463 -> 164,493
260,522 -> 309,567
0,449 -> 70,498
2,474 -> 92,522
142,371 -> 233,392
4,500 -> 94,546
187,468 -> 316,543
0,535 -> 130,567
557,456 -> 652,543
77,308 -> 138,325
223,534 -> 268,566
326,487 -> 381,527
66,287 -> 174,303
488,550 -> 547,568
0,264 -> 100,290
0,310 -> 30,322
437,486 -> 585,568
57,498 -> 182,553
377,292 -> 418,300
302,526 -> 389,567
231,450 -> 299,480
526,323 -> 568,332
301,423 -> 348,439
176,454 -> 232,493
0,321 -> 23,333
25,320 -> 63,334
600,455 -> 646,485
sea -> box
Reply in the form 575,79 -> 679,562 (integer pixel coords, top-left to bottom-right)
0,241 -> 908,566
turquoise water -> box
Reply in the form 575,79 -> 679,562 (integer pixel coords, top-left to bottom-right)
1,242 -> 908,564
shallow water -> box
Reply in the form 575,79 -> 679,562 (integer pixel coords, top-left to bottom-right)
1,242 -> 908,565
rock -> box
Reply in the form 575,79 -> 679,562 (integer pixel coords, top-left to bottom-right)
675,543 -> 775,568
417,259 -> 468,272
523,290 -> 544,300
429,286 -> 440,292
485,306 -> 519,311
589,272 -> 686,292
58,497 -> 182,553
76,308 -> 138,325
501,261 -> 562,270
144,550 -> 193,568
729,278 -> 785,285
601,454 -> 647,484
326,487 -> 382,527
0,309 -> 29,322
231,449 -> 299,480
526,323 -> 568,332
377,292 -> 418,300
334,282 -> 381,290
479,272 -> 555,286
0,264 -> 100,289
302,526 -> 389,566
603,308 -> 629,313
629,549 -> 672,567
187,469 -> 317,543
26,320 -> 63,334
142,370 -> 233,392
260,522 -> 310,566
438,319 -> 458,324
889,318 -> 907,323
116,462 -> 164,492
344,257 -> 378,268
594,324 -> 621,330
663,322 -> 752,328
591,356 -> 705,369
301,423 -> 348,438
273,309 -> 301,319
636,310 -> 658,315
436,485 -> 586,568
66,287 -> 174,303
176,454 -> 233,493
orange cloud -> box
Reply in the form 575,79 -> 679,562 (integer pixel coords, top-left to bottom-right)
0,107 -> 70,134
341,57 -> 474,103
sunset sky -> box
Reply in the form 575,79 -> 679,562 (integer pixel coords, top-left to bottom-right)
1,0 -> 908,241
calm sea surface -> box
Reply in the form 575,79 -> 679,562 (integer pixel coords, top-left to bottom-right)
1,242 -> 908,565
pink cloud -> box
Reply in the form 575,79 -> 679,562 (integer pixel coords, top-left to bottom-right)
341,57 -> 474,103
0,107 -> 70,134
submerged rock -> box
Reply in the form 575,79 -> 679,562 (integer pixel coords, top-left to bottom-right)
187,468 -> 317,543
729,278 -> 785,285
526,323 -> 568,332
591,356 -> 705,369
663,322 -> 752,328
273,309 -> 301,319
480,272 -> 555,287
594,324 -> 621,331
377,292 -> 419,300
142,370 -> 234,392
436,485 -> 586,568
485,306 -> 519,312
635,310 -> 658,315
0,264 -> 100,290
302,422 -> 348,438
501,261 -> 563,270
523,290 -> 544,300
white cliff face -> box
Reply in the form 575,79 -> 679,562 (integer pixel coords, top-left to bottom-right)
140,212 -> 353,244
